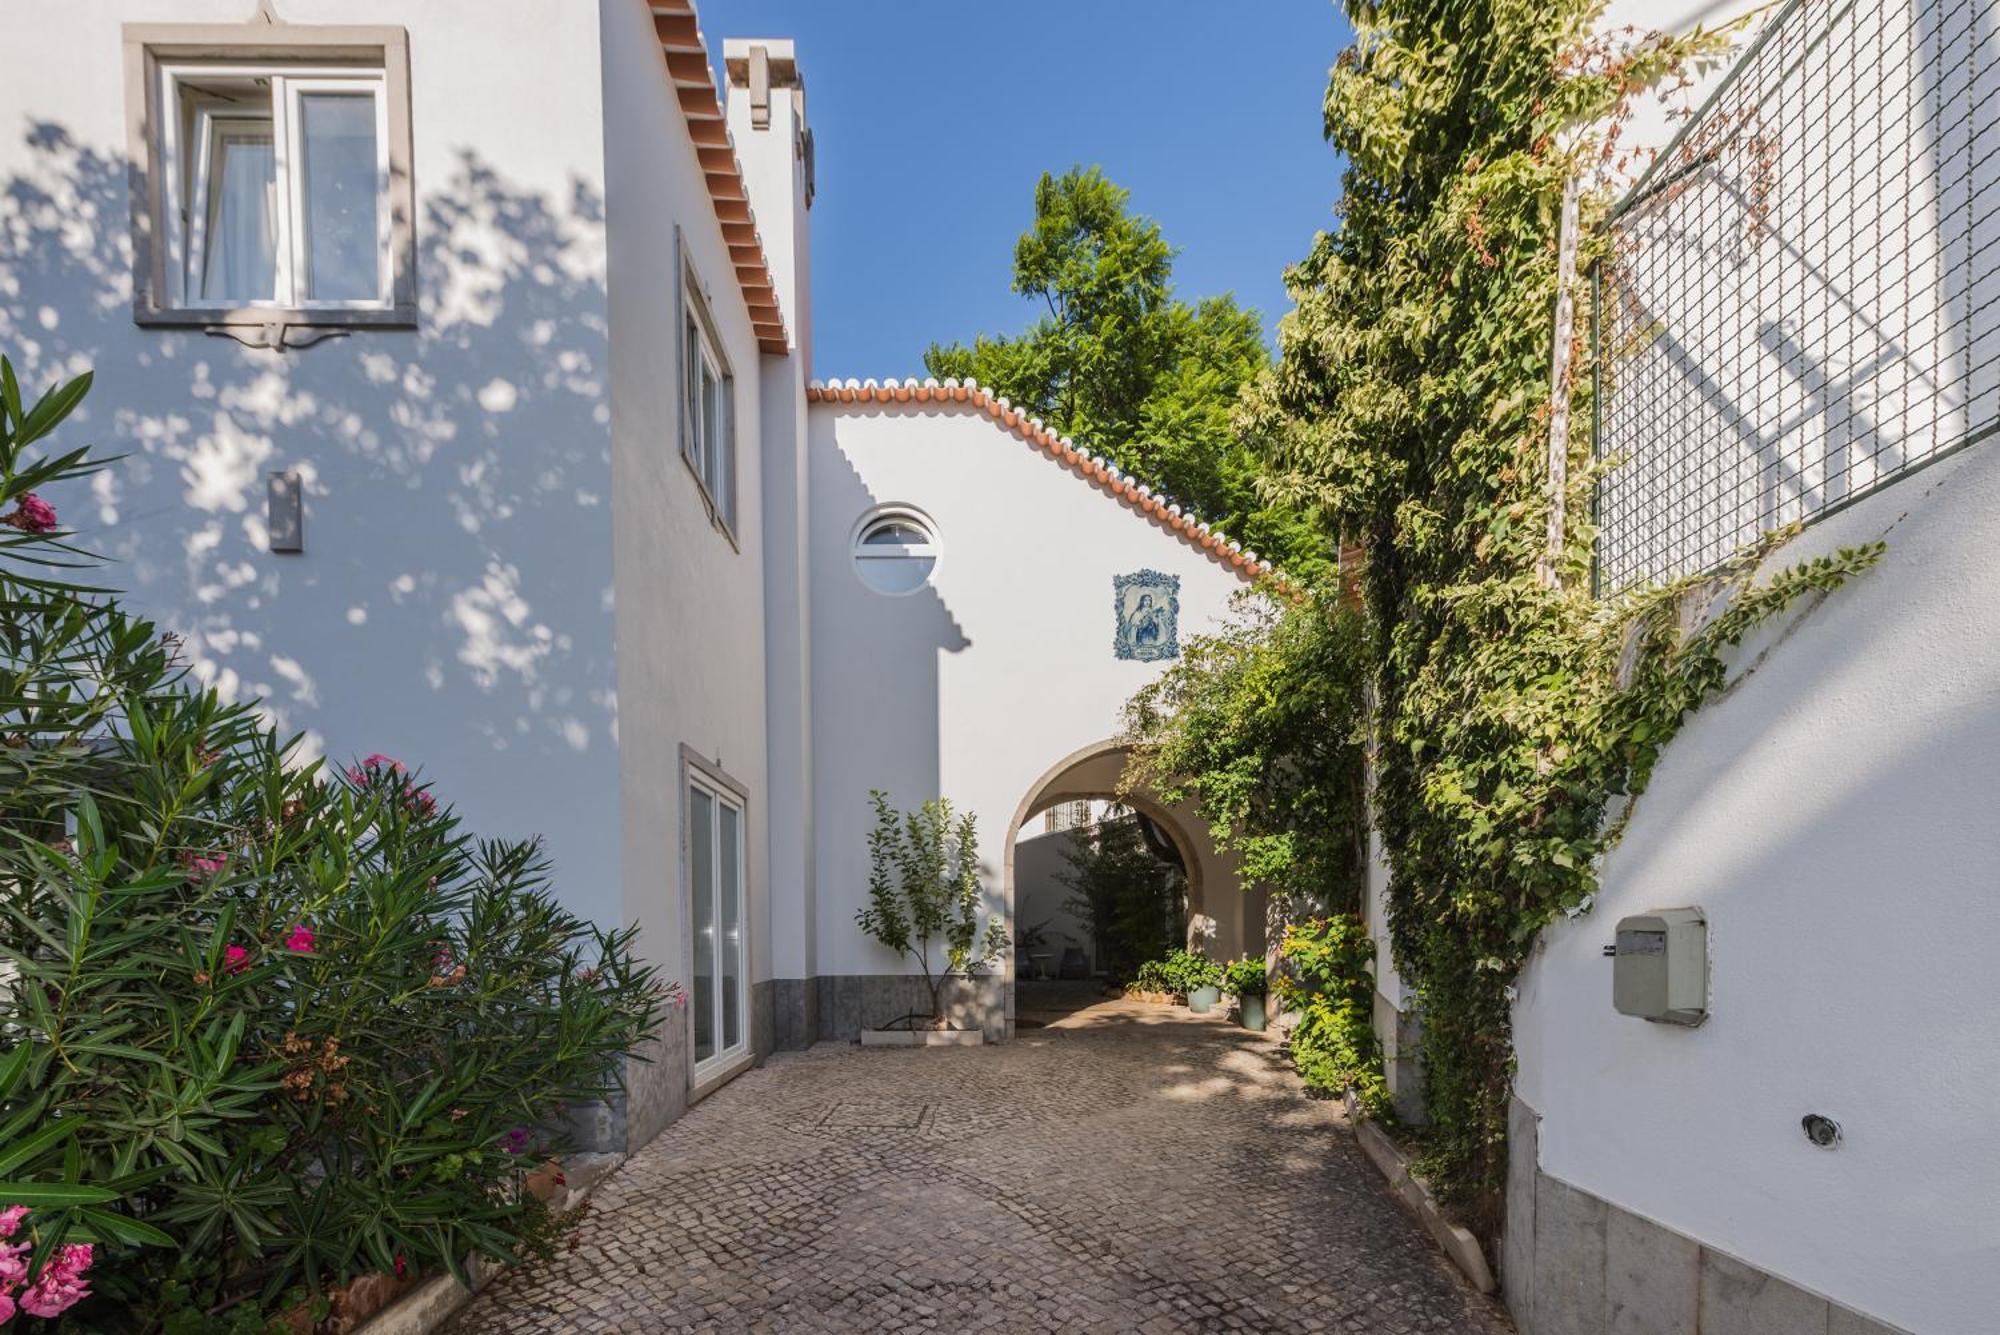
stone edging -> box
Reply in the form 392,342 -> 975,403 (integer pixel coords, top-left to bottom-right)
1343,1090 -> 1497,1294
353,1152 -> 628,1335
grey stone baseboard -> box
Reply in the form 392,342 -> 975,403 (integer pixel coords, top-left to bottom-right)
813,973 -> 1006,1042
1505,1094 -> 1910,1335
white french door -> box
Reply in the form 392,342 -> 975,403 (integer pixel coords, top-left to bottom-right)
688,776 -> 747,1080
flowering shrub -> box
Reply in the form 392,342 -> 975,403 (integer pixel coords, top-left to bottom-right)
0,360 -> 667,1325
0,1206 -> 93,1322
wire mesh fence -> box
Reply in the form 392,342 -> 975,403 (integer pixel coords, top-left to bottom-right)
1593,0 -> 2000,593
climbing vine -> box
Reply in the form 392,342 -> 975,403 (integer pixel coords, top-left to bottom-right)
1122,581 -> 1371,917
1233,0 -> 1884,1232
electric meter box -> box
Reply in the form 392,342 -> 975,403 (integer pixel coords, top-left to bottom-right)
1611,908 -> 1707,1025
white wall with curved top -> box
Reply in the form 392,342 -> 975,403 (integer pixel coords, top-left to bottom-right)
806,397 -> 1265,983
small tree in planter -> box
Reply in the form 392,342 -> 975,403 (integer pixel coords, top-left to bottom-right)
856,790 -> 1009,1035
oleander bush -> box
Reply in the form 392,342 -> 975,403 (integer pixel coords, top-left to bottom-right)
0,360 -> 667,1330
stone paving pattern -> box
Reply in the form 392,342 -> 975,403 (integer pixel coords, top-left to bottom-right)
448,994 -> 1513,1333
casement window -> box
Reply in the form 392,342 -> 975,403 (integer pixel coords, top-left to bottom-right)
681,286 -> 737,535
851,506 -> 940,595
685,755 -> 748,1082
125,24 -> 415,329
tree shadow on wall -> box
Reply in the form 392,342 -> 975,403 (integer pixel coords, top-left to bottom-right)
0,120 -> 621,894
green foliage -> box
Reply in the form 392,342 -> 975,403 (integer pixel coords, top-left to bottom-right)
1127,959 -> 1175,997
1160,949 -> 1222,996
1124,581 -> 1370,914
856,791 -> 1009,1027
0,359 -> 666,1324
1249,1 -> 1880,1226
1277,915 -> 1391,1121
925,166 -> 1324,576
1056,817 -> 1182,984
1220,957 -> 1265,998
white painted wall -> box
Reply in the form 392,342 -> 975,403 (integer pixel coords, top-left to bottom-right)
599,0 -> 772,1023
0,0 -> 623,923
807,399 -> 1260,979
1507,4 -> 2000,1328
1012,828 -> 1095,976
724,42 -> 817,989
1513,441 -> 2000,1335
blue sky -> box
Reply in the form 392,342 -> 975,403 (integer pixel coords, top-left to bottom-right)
706,2 -> 1353,379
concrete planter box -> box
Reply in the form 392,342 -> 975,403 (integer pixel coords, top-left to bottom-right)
858,1027 -> 985,1047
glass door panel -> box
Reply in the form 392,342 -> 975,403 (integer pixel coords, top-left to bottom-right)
720,801 -> 742,1053
689,785 -> 716,1065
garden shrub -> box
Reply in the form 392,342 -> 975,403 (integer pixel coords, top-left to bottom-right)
1159,949 -> 1222,997
1220,957 -> 1265,998
1276,916 -> 1391,1122
0,361 -> 667,1328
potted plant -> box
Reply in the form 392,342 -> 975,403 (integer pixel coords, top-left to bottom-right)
1223,957 -> 1268,1031
1168,949 -> 1224,1014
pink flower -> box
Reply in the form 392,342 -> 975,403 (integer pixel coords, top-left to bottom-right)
224,945 -> 251,975
500,1127 -> 531,1155
0,1290 -> 15,1322
361,753 -> 405,774
181,852 -> 228,883
17,1242 -> 91,1318
285,924 -> 316,954
0,1240 -> 28,1286
4,493 -> 57,534
406,789 -> 437,818
0,1206 -> 27,1240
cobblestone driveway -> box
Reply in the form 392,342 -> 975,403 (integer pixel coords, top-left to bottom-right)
448,994 -> 1512,1333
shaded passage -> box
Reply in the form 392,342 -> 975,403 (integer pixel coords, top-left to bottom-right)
450,997 -> 1511,1333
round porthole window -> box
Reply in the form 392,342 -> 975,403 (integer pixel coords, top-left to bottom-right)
852,507 -> 939,595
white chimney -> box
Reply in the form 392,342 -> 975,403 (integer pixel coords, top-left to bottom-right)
723,39 -> 811,371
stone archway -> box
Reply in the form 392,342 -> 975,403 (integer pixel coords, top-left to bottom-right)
1001,739 -> 1263,1034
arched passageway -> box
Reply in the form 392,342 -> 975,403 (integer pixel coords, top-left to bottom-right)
1002,739 -> 1265,1034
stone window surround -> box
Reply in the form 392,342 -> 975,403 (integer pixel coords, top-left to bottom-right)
122,20 -> 417,332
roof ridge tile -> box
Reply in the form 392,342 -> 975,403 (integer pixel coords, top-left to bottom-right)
806,379 -> 1284,586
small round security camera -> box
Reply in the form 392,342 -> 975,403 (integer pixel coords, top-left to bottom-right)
1801,1113 -> 1841,1149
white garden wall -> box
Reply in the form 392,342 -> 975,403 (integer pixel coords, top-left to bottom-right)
806,396 -> 1262,993
1505,4 -> 2000,1331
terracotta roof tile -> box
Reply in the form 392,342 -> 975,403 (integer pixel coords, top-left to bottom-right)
650,1 -> 789,354
806,378 -> 1283,585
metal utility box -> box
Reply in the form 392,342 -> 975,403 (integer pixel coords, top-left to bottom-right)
1611,908 -> 1707,1025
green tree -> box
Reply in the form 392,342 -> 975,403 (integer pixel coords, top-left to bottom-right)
856,791 -> 1008,1029
1056,816 -> 1183,984
1123,582 -> 1371,916
926,167 -> 1324,576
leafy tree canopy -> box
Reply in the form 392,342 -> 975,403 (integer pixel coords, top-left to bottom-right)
925,167 -> 1326,576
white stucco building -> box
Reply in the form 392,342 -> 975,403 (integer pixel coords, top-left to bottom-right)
0,0 -> 1272,1148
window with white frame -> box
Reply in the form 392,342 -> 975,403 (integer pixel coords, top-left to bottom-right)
851,507 -> 939,595
681,291 -> 736,533
163,64 -> 388,308
125,25 -> 414,326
